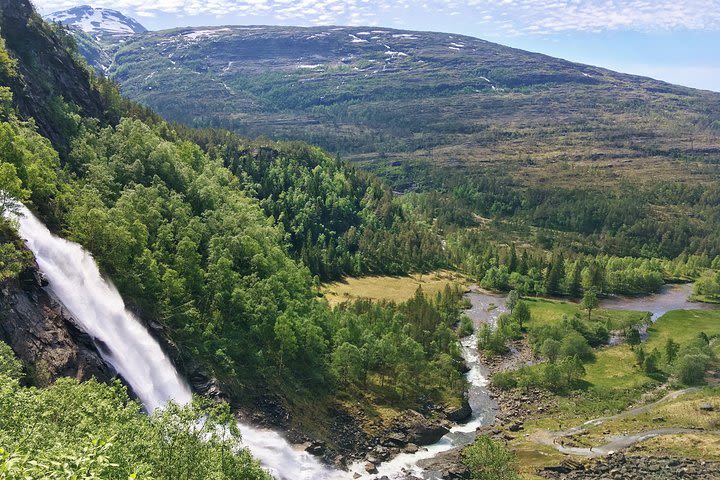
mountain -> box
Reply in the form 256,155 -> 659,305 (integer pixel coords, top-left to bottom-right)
46,5 -> 146,36
0,0 -> 114,153
58,23 -> 720,194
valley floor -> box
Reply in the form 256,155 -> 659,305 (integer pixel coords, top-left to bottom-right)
480,302 -> 720,479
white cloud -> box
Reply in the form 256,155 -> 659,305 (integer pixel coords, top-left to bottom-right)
32,0 -> 720,35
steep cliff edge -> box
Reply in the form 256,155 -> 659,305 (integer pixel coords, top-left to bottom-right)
0,258 -> 111,383
0,0 -> 113,153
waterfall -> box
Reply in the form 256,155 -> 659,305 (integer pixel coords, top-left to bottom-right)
11,205 -> 340,480
11,205 -> 499,480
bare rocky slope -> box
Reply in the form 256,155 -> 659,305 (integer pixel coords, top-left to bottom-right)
46,12 -> 720,191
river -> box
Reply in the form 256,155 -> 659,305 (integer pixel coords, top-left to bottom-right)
599,283 -> 718,321
13,204 -> 717,480
350,288 -> 505,479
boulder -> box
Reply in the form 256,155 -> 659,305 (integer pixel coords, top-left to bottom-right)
416,448 -> 470,479
403,410 -> 450,445
404,443 -> 419,454
445,398 -> 472,423
305,441 -> 325,456
383,432 -> 407,447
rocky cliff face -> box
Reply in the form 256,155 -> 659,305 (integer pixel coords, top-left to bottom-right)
0,260 -> 111,383
0,0 -> 112,152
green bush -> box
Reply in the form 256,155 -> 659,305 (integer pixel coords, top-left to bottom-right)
675,354 -> 710,385
463,435 -> 520,480
0,341 -> 269,480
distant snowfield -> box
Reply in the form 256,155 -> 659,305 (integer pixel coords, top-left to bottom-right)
47,6 -> 144,35
184,28 -> 232,40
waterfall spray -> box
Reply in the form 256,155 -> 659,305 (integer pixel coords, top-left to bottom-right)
11,204 -> 339,480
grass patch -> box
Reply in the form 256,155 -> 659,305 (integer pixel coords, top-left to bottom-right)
634,433 -> 720,461
646,310 -> 720,350
321,270 -> 466,306
575,387 -> 720,446
525,297 -> 647,330
584,345 -> 657,391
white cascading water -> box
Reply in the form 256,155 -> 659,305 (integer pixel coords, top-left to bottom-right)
11,204 -> 498,480
11,205 -> 340,480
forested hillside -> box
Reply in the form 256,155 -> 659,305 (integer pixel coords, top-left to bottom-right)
46,17 -> 720,263
0,1 -> 474,473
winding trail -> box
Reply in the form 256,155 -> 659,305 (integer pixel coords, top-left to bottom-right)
528,388 -> 703,457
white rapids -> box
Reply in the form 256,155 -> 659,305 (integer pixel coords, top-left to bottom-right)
11,204 -> 499,480
10,204 -> 338,480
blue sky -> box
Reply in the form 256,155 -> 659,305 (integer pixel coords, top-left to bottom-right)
34,0 -> 720,91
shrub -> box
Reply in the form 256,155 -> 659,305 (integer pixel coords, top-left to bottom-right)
491,372 -> 517,390
458,315 -> 474,337
675,354 -> 710,385
540,338 -> 561,363
560,331 -> 594,362
463,435 -> 520,480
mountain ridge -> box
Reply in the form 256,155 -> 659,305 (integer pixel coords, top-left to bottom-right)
79,22 -> 719,188
46,5 -> 147,36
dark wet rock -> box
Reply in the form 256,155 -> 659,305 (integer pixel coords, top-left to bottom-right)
0,263 -> 112,384
401,410 -> 451,445
417,448 -> 470,479
189,371 -> 225,401
383,432 -> 408,447
253,394 -> 290,428
445,397 -> 472,423
305,441 -> 325,456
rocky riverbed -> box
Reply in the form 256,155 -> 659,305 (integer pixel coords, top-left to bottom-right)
541,453 -> 720,479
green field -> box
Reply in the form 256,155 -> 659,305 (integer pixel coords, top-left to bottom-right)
646,310 -> 720,350
524,297 -> 648,330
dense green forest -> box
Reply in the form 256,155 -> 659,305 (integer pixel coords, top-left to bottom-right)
444,223 -> 720,297
0,4 -> 466,446
0,80 -> 464,406
176,127 -> 445,280
0,341 -> 270,480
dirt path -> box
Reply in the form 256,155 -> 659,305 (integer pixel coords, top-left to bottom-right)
529,387 -> 703,457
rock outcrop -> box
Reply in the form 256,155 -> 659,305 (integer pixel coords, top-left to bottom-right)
541,453 -> 720,480
416,448 -> 470,479
394,410 -> 451,446
0,262 -> 111,383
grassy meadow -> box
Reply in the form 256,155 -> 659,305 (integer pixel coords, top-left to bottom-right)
321,270 -> 467,306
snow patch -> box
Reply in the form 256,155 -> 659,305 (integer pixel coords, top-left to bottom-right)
46,6 -> 145,35
184,28 -> 231,40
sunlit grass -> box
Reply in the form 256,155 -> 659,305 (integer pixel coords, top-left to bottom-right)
321,269 -> 467,306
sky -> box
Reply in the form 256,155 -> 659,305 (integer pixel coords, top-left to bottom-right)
32,0 -> 720,91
